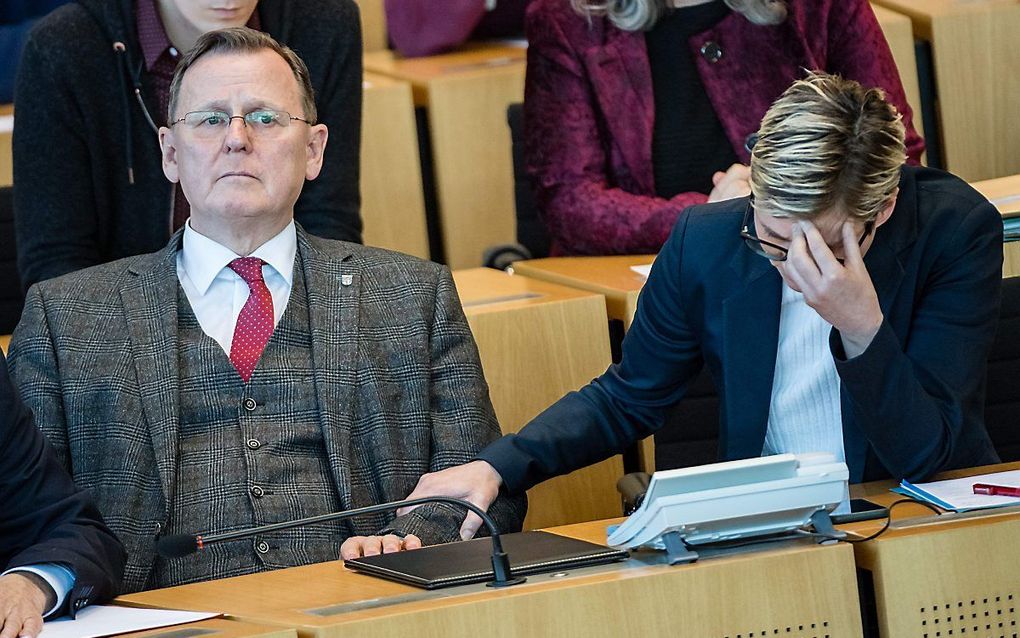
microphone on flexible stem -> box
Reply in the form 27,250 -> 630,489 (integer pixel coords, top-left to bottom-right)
156,496 -> 526,588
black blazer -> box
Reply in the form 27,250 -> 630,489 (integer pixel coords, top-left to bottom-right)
480,166 -> 1002,491
0,351 -> 125,616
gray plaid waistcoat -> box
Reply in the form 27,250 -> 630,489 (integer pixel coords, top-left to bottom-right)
149,263 -> 343,589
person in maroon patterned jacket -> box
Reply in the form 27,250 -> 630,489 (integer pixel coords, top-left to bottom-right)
525,0 -> 925,256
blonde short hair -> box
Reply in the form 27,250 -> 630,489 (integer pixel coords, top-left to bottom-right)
571,0 -> 786,32
168,27 -> 317,124
749,72 -> 906,223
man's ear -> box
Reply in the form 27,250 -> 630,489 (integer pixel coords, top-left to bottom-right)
304,123 -> 329,181
873,188 -> 899,230
159,126 -> 180,183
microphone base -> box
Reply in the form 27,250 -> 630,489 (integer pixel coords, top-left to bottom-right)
486,576 -> 527,588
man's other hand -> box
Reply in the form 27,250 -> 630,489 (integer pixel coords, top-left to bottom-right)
398,461 -> 504,540
340,534 -> 423,560
0,573 -> 51,638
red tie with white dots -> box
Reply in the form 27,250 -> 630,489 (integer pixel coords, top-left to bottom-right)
228,257 -> 274,382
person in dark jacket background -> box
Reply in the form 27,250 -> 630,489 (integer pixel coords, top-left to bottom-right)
13,0 -> 363,290
0,350 -> 125,638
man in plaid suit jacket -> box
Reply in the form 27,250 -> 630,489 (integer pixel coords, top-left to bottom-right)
7,27 -> 525,593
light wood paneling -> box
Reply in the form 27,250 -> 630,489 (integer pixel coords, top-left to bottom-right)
360,74 -> 429,258
365,45 -> 526,269
871,4 -> 926,145
454,268 -> 621,529
872,0 -> 1020,181
0,104 -> 12,188
119,520 -> 863,638
354,0 -> 387,52
118,618 -> 296,638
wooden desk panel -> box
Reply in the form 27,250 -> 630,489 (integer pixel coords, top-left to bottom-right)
120,519 -> 863,638
354,0 -> 386,52
511,256 -> 655,330
365,45 -> 526,269
454,268 -> 621,529
847,462 -> 1020,637
361,74 -> 429,259
971,174 -> 1020,278
120,618 -> 296,638
872,0 -> 1020,181
0,334 -> 9,354
871,4 -> 926,144
0,104 -> 12,188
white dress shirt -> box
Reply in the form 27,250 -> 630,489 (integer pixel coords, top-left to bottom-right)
176,221 -> 296,354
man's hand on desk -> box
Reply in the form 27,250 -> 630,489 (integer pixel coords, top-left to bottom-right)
340,534 -> 423,560
0,572 -> 51,638
399,460 -> 504,541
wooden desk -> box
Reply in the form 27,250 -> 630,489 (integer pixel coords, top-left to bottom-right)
361,74 -> 429,259
871,4 -> 926,144
971,174 -> 1020,278
120,517 -> 863,637
0,104 -> 12,188
0,334 -> 9,354
453,268 -> 622,529
354,0 -> 386,52
511,256 -> 655,330
121,618 -> 296,638
365,44 -> 526,269
871,0 -> 1020,181
846,462 -> 1020,637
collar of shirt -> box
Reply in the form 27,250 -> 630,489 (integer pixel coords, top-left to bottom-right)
135,0 -> 263,72
179,220 -> 297,296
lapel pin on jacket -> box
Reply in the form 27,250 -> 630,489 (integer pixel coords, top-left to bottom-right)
341,274 -> 353,287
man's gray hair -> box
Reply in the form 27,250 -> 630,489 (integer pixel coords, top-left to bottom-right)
571,0 -> 786,31
168,27 -> 317,124
749,72 -> 907,223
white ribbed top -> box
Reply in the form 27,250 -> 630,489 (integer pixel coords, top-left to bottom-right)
762,283 -> 846,465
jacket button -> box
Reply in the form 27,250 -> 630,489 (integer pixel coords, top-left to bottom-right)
700,41 -> 723,63
242,398 -> 257,411
255,540 -> 270,554
246,438 -> 261,450
251,485 -> 265,498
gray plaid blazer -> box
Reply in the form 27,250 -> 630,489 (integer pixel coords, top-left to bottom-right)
8,227 -> 526,592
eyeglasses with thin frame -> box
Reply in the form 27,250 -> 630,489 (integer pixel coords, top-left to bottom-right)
168,109 -> 312,139
739,196 -> 874,263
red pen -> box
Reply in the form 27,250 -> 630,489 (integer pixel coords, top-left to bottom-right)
972,483 -> 1020,497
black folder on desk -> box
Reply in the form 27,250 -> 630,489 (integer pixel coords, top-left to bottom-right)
344,531 -> 629,589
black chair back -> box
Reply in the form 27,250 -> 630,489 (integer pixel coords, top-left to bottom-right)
653,367 -> 720,471
985,275 -> 1020,462
507,103 -> 550,259
0,187 -> 24,334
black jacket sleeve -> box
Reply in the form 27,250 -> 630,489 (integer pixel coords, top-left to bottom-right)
0,351 -> 126,616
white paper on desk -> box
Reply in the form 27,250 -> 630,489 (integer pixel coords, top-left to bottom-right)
0,115 -> 13,133
897,469 -> 1020,512
40,606 -> 219,638
630,264 -> 652,278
